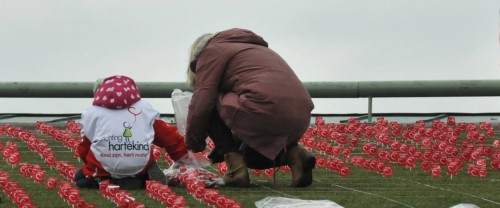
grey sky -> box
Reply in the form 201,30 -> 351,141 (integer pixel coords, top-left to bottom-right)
1,0 -> 499,114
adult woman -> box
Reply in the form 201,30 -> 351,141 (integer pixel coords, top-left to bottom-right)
185,28 -> 316,187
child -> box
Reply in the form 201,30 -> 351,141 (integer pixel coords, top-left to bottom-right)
74,75 -> 188,189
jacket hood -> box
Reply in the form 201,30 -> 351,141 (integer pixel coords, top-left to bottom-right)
209,28 -> 268,47
92,75 -> 141,109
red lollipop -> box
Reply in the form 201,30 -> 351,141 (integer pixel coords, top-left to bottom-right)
476,159 -> 486,166
339,166 -> 350,177
7,152 -> 21,165
81,204 -> 97,208
251,169 -> 262,176
376,161 -> 385,174
15,192 -> 31,205
478,167 -> 487,177
18,202 -> 33,208
46,177 -> 58,189
67,189 -> 81,206
207,191 -> 220,206
315,116 -> 325,128
129,202 -> 146,208
390,141 -> 401,151
468,164 -> 479,177
227,203 -> 243,208
405,156 -> 417,169
470,151 -> 480,161
194,187 -> 206,201
316,157 -> 326,168
420,160 -> 431,172
45,155 -> 56,167
431,166 -> 442,177
490,159 -> 500,170
2,148 -> 13,159
216,195 -> 228,208
342,148 -> 351,158
408,146 -> 417,155
152,145 -> 162,160
337,135 -> 348,145
447,117 -> 456,126
368,146 -> 377,156
117,196 -> 134,208
446,164 -> 458,176
33,170 -> 46,184
264,168 -> 274,177
217,163 -> 228,175
382,166 -> 393,177
487,129 -> 495,137
319,129 -> 329,139
164,153 -> 173,165
223,198 -> 238,208
206,139 -> 215,150
106,185 -> 120,198
362,143 -> 371,154
113,190 -> 128,203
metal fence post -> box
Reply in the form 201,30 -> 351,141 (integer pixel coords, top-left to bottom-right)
368,96 -> 373,123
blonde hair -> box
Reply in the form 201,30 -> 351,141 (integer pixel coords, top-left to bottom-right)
187,33 -> 214,88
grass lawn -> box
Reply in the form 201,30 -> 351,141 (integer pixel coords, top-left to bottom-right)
0,119 -> 499,208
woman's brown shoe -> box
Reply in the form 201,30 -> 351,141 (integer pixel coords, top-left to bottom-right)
223,152 -> 250,187
285,145 -> 316,187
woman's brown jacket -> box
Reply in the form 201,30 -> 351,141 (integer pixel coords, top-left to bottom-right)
186,28 -> 314,160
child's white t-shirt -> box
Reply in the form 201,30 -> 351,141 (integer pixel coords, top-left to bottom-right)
81,100 -> 158,178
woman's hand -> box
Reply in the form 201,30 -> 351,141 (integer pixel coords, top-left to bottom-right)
186,137 -> 207,152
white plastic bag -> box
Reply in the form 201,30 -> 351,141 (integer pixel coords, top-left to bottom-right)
169,90 -> 223,187
449,204 -> 479,208
171,89 -> 193,135
255,197 -> 344,208
163,153 -> 224,188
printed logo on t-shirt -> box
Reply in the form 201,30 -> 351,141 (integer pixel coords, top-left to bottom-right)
107,106 -> 150,151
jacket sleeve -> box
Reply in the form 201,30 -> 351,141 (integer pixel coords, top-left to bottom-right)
77,135 -> 91,163
186,46 -> 229,143
153,119 -> 188,161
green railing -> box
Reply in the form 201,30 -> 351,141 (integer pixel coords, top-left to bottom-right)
1,80 -> 500,122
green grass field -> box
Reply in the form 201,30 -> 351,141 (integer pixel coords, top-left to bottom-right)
0,120 -> 499,208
